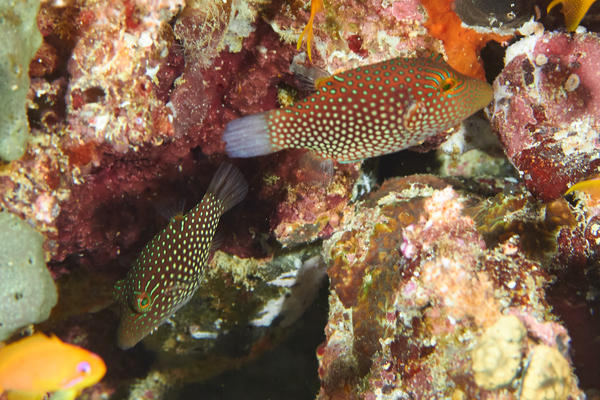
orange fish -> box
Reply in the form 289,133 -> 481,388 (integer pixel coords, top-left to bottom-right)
0,333 -> 106,400
296,0 -> 324,62
565,177 -> 600,198
547,0 -> 597,31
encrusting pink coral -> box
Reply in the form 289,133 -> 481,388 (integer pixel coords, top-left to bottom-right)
488,31 -> 600,202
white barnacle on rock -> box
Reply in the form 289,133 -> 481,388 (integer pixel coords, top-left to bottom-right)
520,345 -> 572,400
471,315 -> 526,389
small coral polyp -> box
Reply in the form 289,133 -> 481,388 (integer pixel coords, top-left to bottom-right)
471,315 -> 526,389
521,345 -> 572,400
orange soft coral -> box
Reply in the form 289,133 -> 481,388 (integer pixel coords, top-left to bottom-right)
421,0 -> 513,79
296,0 -> 324,62
547,0 -> 597,31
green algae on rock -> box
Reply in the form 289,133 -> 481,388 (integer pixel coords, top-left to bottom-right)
0,211 -> 57,340
0,0 -> 42,161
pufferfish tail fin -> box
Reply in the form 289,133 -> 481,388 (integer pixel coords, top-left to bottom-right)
207,162 -> 249,213
223,112 -> 275,158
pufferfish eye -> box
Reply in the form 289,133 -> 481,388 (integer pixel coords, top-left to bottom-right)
439,77 -> 457,92
129,291 -> 153,313
136,291 -> 152,311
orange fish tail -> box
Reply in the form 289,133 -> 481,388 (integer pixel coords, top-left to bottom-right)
565,177 -> 600,198
547,0 -> 597,31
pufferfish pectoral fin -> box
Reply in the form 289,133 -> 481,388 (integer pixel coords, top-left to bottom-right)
400,94 -> 424,131
290,63 -> 331,91
298,152 -> 335,187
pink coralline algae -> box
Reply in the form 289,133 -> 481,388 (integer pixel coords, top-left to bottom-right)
391,0 -> 424,22
3,0 -> 497,267
270,161 -> 359,247
16,0 -> 320,265
488,31 -> 600,202
269,0 -> 434,72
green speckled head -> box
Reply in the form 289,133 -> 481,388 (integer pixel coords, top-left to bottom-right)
113,163 -> 248,349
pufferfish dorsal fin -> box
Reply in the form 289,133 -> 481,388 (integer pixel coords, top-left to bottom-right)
424,52 -> 449,66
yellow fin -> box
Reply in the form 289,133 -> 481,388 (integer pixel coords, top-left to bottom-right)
565,177 -> 600,197
547,0 -> 598,31
6,391 -> 47,400
296,0 -> 324,62
46,389 -> 78,400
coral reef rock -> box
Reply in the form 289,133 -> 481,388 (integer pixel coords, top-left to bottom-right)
520,345 -> 572,400
318,176 -> 584,399
471,315 -> 526,390
488,31 -> 600,202
4,0 -> 600,397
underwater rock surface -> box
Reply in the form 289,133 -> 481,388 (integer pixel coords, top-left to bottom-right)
1,0 -> 600,397
489,31 -> 600,202
319,176 -> 585,399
